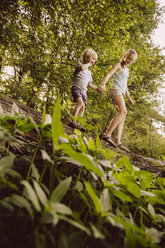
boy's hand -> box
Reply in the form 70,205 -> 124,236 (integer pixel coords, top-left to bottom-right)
97,85 -> 105,93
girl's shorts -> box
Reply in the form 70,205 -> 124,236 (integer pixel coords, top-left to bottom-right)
71,86 -> 87,105
108,89 -> 123,102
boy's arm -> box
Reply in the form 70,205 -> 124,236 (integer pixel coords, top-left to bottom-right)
125,88 -> 134,105
78,62 -> 91,71
88,82 -> 98,90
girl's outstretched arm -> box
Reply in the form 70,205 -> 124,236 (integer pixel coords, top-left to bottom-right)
98,62 -> 121,92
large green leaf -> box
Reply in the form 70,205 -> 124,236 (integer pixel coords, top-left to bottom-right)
114,190 -> 133,203
5,194 -> 34,219
127,183 -> 141,198
96,134 -> 102,150
0,153 -> 15,170
58,144 -> 104,177
22,180 -> 41,212
50,177 -> 72,203
42,103 -> 46,128
60,216 -> 91,235
52,95 -> 65,147
90,223 -> 105,239
116,155 -> 134,172
51,203 -> 72,215
85,182 -> 102,213
87,137 -> 96,152
100,188 -> 112,212
33,180 -> 48,206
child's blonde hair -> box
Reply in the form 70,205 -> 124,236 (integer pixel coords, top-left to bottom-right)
81,48 -> 98,63
120,49 -> 138,64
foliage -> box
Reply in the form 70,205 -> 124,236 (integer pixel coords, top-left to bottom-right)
0,100 -> 165,248
0,1 -> 165,157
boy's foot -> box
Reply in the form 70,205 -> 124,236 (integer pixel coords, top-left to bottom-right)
117,144 -> 130,152
77,123 -> 87,132
68,121 -> 77,128
101,135 -> 117,148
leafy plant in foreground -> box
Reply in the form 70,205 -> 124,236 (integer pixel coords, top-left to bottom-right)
0,99 -> 165,248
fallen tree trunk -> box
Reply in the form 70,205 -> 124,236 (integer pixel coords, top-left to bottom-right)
0,95 -> 165,177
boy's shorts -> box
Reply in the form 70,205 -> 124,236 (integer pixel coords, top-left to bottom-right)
108,89 -> 123,102
71,86 -> 87,105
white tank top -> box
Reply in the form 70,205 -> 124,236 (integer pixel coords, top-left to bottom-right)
111,67 -> 129,94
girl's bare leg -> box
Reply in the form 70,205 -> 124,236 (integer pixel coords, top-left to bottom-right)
115,117 -> 126,145
104,95 -> 127,140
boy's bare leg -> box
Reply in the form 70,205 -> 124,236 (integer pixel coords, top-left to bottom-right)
77,103 -> 85,117
73,97 -> 85,117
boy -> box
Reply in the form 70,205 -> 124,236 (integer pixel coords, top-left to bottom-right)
70,48 -> 99,131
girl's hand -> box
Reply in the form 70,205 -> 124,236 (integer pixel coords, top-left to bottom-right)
97,85 -> 105,93
129,98 -> 134,105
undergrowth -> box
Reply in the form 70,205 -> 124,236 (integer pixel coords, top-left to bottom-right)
0,97 -> 165,248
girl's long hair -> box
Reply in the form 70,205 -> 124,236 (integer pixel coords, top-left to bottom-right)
120,49 -> 138,66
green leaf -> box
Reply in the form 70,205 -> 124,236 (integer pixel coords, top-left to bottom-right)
41,211 -> 59,226
35,232 -> 47,248
42,103 -> 46,128
145,227 -> 164,243
60,216 -> 91,235
125,227 -> 136,248
6,194 -> 34,219
52,95 -> 65,147
87,137 -> 96,151
22,180 -> 41,212
114,191 -> 133,202
85,182 -> 102,213
31,163 -> 40,181
100,188 -> 112,212
107,213 -> 145,235
148,204 -> 155,217
74,129 -> 82,136
50,177 -> 72,203
58,144 -> 104,177
115,172 -> 136,186
18,123 -> 36,133
0,199 -> 14,212
127,183 -> 141,198
51,203 -> 72,215
41,149 -> 54,164
28,117 -> 40,134
140,190 -> 155,197
96,134 -> 102,150
116,155 -> 134,172
0,153 -> 15,170
33,180 -> 48,206
90,223 -> 105,239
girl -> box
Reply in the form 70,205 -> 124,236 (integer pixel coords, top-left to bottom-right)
98,49 -> 138,152
70,48 -> 99,131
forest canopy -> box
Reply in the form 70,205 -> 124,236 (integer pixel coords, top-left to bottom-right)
0,0 -> 165,158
